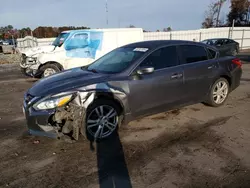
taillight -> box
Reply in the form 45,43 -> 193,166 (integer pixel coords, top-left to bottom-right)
232,58 -> 242,67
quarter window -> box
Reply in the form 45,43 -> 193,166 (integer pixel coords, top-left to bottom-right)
207,48 -> 217,59
179,45 -> 208,64
139,46 -> 178,70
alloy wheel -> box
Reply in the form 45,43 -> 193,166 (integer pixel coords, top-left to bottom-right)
86,105 -> 118,139
213,81 -> 229,104
43,68 -> 56,77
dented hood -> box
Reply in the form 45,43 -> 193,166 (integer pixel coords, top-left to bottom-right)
28,68 -> 110,96
22,45 -> 55,57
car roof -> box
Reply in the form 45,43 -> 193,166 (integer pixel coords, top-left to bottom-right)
123,40 -> 202,49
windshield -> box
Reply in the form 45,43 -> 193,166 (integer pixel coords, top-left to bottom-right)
52,32 -> 70,47
86,47 -> 148,74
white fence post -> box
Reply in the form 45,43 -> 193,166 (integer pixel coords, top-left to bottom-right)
241,29 -> 245,50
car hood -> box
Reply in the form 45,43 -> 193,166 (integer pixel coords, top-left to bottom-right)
28,68 -> 110,96
21,45 -> 55,57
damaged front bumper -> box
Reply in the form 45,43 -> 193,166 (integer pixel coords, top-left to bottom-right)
23,104 -> 58,138
20,54 -> 41,77
23,92 -> 95,141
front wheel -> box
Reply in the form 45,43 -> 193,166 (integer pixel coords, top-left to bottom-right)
85,99 -> 122,141
40,64 -> 60,77
20,67 -> 28,76
205,78 -> 230,107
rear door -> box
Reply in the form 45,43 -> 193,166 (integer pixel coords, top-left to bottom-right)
178,45 -> 218,102
128,46 -> 184,118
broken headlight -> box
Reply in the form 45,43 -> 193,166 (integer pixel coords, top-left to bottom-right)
33,94 -> 73,110
27,57 -> 37,63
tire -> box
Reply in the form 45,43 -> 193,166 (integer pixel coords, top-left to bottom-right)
205,78 -> 230,107
40,63 -> 60,78
85,99 -> 122,141
20,67 -> 28,76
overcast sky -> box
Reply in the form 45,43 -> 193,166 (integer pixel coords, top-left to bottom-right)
0,0 -> 230,31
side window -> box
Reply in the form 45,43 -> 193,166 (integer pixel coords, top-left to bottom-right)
207,48 -> 217,59
223,39 -> 230,44
207,40 -> 214,45
202,40 -> 208,44
65,32 -> 89,50
179,45 -> 208,64
217,39 -> 224,45
229,39 -> 235,44
139,46 -> 178,70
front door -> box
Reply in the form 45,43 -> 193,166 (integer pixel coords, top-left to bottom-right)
128,46 -> 184,118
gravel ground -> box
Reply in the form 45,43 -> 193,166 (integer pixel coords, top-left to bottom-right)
0,54 -> 21,64
0,54 -> 249,188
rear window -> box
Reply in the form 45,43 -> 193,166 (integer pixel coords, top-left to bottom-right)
179,45 -> 208,64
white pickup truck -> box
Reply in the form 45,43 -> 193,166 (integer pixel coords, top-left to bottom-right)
20,28 -> 144,77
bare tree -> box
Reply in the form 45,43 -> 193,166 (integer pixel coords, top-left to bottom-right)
202,1 -> 227,28
163,27 -> 172,32
128,24 -> 136,28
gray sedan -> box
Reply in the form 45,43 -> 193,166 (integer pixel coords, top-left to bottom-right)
23,40 -> 242,141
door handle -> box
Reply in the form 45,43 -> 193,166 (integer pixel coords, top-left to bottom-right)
171,73 -> 183,79
208,65 -> 215,69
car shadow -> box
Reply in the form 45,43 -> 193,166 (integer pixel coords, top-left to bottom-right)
92,131 -> 132,188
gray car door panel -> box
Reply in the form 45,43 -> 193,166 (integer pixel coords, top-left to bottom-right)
128,46 -> 185,118
128,66 -> 184,118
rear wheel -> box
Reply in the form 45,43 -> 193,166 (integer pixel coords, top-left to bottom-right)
205,78 -> 230,107
85,99 -> 122,141
40,64 -> 60,77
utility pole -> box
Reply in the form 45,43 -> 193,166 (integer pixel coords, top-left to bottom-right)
106,0 -> 109,26
230,19 -> 235,39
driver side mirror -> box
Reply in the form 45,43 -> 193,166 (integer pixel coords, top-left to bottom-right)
136,66 -> 154,75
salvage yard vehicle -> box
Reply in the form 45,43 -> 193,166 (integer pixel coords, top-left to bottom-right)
20,28 -> 143,77
23,40 -> 242,141
201,38 -> 239,56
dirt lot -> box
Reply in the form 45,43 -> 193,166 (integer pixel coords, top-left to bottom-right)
0,54 -> 250,188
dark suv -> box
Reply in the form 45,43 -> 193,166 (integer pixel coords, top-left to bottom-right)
23,40 -> 242,141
